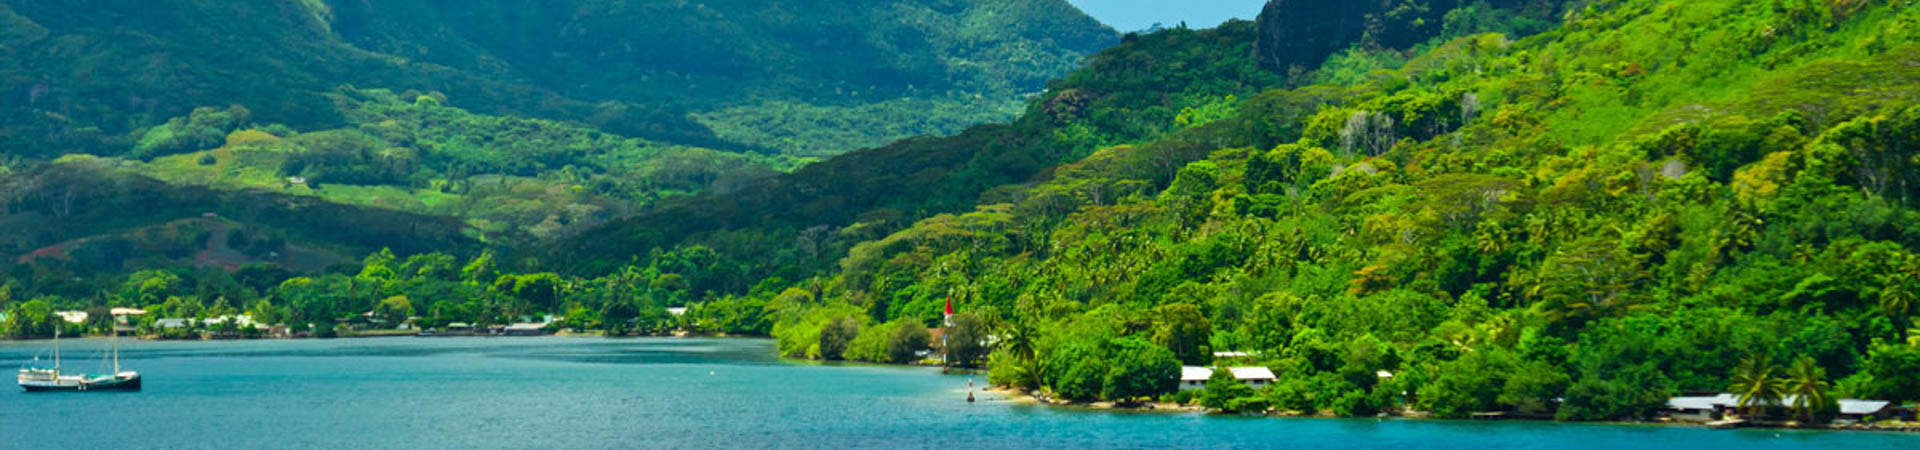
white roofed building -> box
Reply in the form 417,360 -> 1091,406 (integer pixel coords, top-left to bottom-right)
1836,399 -> 1896,423
1179,366 -> 1213,391
55,311 -> 89,324
1228,367 -> 1277,388
1177,366 -> 1279,390
1664,394 -> 1900,423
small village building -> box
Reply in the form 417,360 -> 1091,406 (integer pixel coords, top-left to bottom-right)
55,311 -> 89,324
1228,367 -> 1277,387
1664,394 -> 1902,423
666,307 -> 688,316
200,315 -> 259,328
445,322 -> 473,331
1179,366 -> 1279,390
1179,366 -> 1212,391
1665,394 -> 1736,422
1836,400 -> 1896,424
503,323 -> 550,336
155,318 -> 191,329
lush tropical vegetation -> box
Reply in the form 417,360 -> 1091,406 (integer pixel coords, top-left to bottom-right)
5,0 -> 1920,426
0,0 -> 1114,158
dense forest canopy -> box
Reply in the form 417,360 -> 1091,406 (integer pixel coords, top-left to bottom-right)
0,0 -> 1115,158
0,0 -> 1115,286
7,0 -> 1920,425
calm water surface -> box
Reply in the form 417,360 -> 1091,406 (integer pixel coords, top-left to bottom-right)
2,337 -> 1913,449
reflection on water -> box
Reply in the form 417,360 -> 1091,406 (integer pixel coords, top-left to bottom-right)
1,337 -> 1912,450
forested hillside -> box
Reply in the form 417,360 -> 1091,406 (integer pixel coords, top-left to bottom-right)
686,0 -> 1920,420
0,0 -> 1114,157
0,0 -> 1112,310
7,0 -> 1920,425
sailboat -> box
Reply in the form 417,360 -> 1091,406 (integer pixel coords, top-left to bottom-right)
18,320 -> 141,392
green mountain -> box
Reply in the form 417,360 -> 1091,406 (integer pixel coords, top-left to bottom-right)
0,0 -> 1115,158
9,0 -> 1920,424
629,0 -> 1920,418
0,0 -> 1113,276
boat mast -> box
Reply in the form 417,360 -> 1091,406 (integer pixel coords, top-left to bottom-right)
111,320 -> 120,374
53,326 -> 61,371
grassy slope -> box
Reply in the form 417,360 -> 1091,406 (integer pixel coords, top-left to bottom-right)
106,89 -> 797,246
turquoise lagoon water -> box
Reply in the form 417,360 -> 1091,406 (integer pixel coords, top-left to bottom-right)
1,337 -> 1913,449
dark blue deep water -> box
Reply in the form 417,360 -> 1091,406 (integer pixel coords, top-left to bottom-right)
2,337 -> 1914,449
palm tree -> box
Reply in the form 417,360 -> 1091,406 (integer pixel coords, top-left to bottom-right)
1882,271 -> 1917,341
1729,355 -> 1785,419
1000,318 -> 1041,389
1783,356 -> 1831,423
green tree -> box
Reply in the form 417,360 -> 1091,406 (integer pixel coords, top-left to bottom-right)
248,299 -> 283,326
1198,366 -> 1259,412
947,312 -> 990,368
1783,356 -> 1832,423
125,270 -> 183,304
491,273 -> 564,317
1498,360 -> 1571,416
1729,355 -> 1785,418
999,318 -> 1041,388
1846,341 -> 1920,404
1044,342 -> 1108,401
462,251 -> 498,285
1152,303 -> 1212,366
818,317 -> 860,361
1880,270 -> 1916,341
886,321 -> 932,364
3,299 -> 55,338
373,295 -> 414,327
1099,337 -> 1181,403
601,297 -> 640,336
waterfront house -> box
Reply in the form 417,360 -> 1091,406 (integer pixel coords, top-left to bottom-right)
1836,400 -> 1896,424
666,307 -> 688,316
1178,366 -> 1279,390
55,310 -> 89,324
1665,394 -> 1900,423
1665,394 -> 1736,422
503,323 -> 550,336
1179,366 -> 1212,391
201,315 -> 259,328
1229,367 -> 1277,387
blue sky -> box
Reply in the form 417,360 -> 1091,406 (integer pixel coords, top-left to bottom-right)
1065,0 -> 1267,31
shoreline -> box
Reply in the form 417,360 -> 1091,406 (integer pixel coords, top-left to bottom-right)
977,387 -> 1920,434
10,334 -> 1914,435
0,331 -> 764,342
